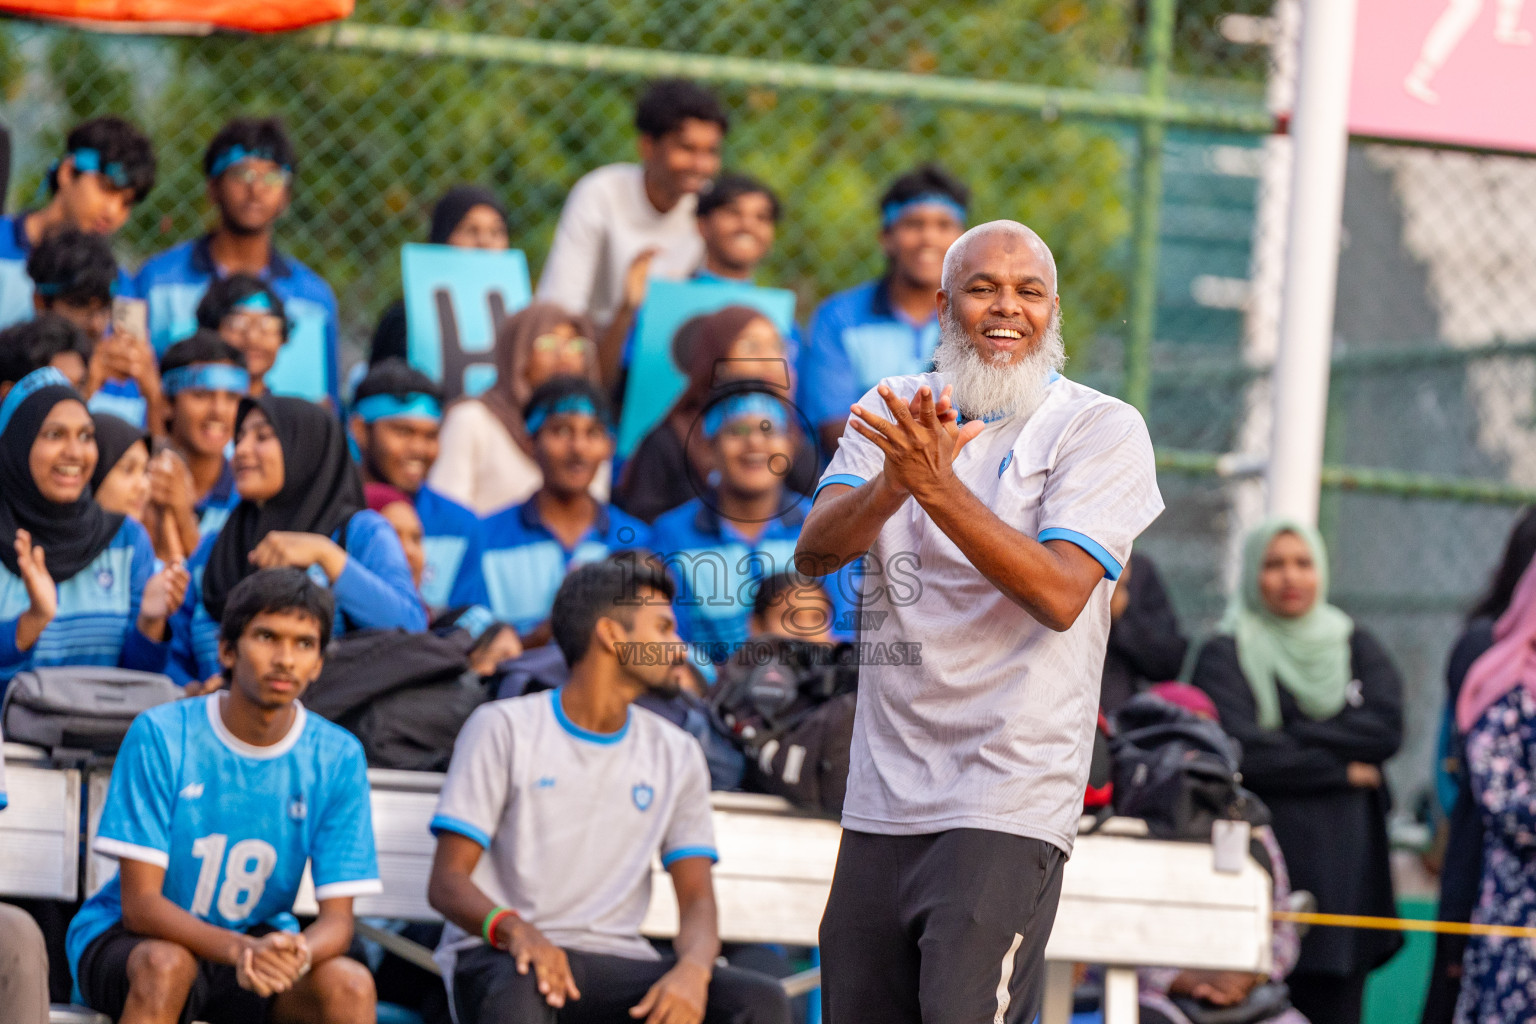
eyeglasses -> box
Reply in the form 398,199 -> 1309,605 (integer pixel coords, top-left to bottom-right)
532,333 -> 595,356
227,164 -> 292,190
223,311 -> 285,341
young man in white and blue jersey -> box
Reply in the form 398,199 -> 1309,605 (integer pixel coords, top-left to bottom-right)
479,377 -> 648,645
67,567 -> 381,1024
0,116 -> 155,330
133,117 -> 342,408
427,559 -> 790,1024
350,359 -> 490,611
148,331 -> 250,562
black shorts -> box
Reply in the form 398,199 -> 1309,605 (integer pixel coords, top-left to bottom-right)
77,922 -> 275,1024
818,828 -> 1066,1024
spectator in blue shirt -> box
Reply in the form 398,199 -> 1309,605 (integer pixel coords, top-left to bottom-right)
650,386 -> 857,662
0,116 -> 155,330
0,368 -> 187,692
350,359 -> 489,610
133,117 -> 342,408
480,376 -> 650,643
27,228 -> 162,430
0,313 -> 95,398
196,273 -> 288,398
616,305 -> 816,523
145,331 -> 248,563
169,394 -> 426,688
800,163 -> 969,455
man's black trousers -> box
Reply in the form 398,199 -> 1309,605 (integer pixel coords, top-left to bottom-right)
819,828 -> 1066,1024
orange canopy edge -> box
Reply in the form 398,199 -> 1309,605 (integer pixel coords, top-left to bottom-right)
0,0 -> 353,34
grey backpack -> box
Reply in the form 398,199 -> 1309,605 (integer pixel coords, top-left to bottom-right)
1,667 -> 182,756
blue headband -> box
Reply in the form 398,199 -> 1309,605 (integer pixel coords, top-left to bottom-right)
881,193 -> 967,230
208,144 -> 291,180
0,367 -> 72,437
233,291 -> 275,313
34,278 -> 119,299
354,393 -> 443,424
162,364 -> 251,398
526,395 -> 606,435
702,392 -> 789,440
69,148 -> 133,191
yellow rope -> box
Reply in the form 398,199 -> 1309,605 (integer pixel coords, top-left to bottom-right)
1273,910 -> 1536,940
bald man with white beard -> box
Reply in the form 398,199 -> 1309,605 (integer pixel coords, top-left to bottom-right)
795,221 -> 1164,1024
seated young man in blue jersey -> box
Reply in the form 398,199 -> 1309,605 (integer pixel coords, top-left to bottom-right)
799,164 -> 968,456
67,567 -> 380,1024
0,313 -> 95,397
27,227 -> 163,430
0,116 -> 155,330
168,394 -> 426,688
650,387 -> 856,663
0,367 -> 187,694
134,117 -> 342,408
427,559 -> 790,1024
146,330 -> 249,562
197,274 -> 288,398
480,377 -> 649,646
350,359 -> 489,610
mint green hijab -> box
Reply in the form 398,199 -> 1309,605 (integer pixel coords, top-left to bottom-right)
1219,519 -> 1354,731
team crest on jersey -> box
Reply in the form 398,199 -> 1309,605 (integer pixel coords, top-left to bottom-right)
95,567 -> 115,590
998,450 -> 1014,477
288,794 -> 307,821
632,783 -> 655,812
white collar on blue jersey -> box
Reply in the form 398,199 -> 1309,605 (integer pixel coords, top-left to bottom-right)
206,692 -> 308,760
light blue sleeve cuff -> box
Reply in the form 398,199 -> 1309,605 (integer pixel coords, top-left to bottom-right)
661,846 -> 720,867
1038,528 -> 1123,581
813,473 -> 867,503
430,814 -> 491,848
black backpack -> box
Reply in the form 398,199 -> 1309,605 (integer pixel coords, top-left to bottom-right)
304,627 -> 492,772
708,638 -> 859,816
1107,693 -> 1269,840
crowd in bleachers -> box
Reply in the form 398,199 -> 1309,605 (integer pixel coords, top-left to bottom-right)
0,75 -> 1532,1024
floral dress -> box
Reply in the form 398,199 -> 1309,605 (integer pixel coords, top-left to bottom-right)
1456,686 -> 1536,1023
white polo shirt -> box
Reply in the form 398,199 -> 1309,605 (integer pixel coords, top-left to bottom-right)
431,690 -> 717,973
816,372 -> 1163,853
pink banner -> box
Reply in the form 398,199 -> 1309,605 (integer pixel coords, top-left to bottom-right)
1350,0 -> 1536,153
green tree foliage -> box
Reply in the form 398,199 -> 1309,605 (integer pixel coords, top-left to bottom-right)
0,0 -> 1254,366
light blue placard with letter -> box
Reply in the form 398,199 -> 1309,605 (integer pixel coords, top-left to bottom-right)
402,243 -> 532,401
617,279 -> 796,457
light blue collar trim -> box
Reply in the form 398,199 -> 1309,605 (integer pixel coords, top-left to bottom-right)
551,688 -> 629,745
954,372 -> 1061,426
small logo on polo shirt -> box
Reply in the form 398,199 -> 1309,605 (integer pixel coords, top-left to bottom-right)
998,450 -> 1014,477
632,782 -> 655,812
288,795 -> 307,821
537,776 -> 557,789
96,567 -> 115,590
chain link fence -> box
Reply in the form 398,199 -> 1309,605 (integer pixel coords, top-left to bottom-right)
2,0 -> 1535,817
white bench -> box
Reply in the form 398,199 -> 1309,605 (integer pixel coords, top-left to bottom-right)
64,765 -> 1274,1024
0,743 -> 82,901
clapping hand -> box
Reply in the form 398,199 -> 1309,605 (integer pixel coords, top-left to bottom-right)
850,384 -> 984,501
14,530 -> 56,651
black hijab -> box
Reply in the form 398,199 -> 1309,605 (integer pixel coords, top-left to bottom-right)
429,185 -> 507,245
89,412 -> 150,494
0,369 -> 123,581
202,395 -> 364,622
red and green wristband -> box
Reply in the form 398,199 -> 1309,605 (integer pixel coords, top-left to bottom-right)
483,906 -> 520,949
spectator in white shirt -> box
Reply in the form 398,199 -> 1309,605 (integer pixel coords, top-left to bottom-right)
536,79 -> 729,386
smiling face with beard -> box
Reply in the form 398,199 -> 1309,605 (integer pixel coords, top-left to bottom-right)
934,221 -> 1066,423
934,302 -> 1064,423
